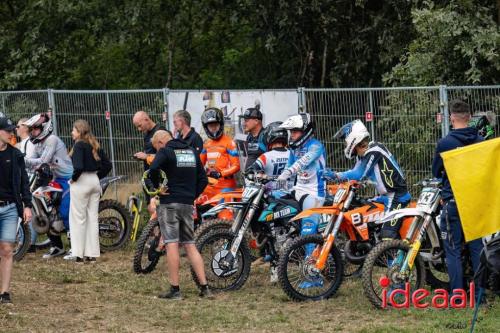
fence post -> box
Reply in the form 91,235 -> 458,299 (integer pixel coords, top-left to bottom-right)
368,90 -> 375,141
105,92 -> 118,198
439,85 -> 449,138
48,89 -> 58,135
298,87 -> 306,113
163,88 -> 170,130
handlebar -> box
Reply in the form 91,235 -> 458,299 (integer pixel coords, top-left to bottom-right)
413,178 -> 442,188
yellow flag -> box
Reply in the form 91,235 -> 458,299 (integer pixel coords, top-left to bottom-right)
441,137 -> 500,242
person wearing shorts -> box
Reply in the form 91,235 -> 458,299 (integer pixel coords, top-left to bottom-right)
0,116 -> 32,304
148,131 -> 211,300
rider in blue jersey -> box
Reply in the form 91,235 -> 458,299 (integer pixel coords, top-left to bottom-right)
277,113 -> 327,288
326,119 -> 411,239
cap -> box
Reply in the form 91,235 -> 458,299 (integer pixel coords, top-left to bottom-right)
240,106 -> 263,120
0,117 -> 17,132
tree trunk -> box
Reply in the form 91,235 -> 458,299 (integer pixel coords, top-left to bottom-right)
320,40 -> 328,88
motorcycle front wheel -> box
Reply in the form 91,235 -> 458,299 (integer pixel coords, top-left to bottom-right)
277,234 -> 344,301
193,228 -> 251,291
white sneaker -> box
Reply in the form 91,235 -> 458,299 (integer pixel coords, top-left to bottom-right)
270,266 -> 278,283
42,247 -> 66,259
63,249 -> 76,261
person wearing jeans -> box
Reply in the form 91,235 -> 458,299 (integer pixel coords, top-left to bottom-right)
0,116 -> 32,304
69,120 -> 111,263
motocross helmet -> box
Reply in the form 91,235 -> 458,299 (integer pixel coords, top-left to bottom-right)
334,119 -> 370,159
263,121 -> 288,149
24,113 -> 53,144
469,111 -> 496,140
201,107 -> 224,140
279,113 -> 314,149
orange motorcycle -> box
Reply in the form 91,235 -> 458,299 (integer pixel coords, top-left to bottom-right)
277,180 -> 414,301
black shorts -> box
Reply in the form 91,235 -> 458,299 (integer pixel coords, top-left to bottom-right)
157,203 -> 195,244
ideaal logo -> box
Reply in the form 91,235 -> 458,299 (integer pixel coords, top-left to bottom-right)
379,277 -> 476,309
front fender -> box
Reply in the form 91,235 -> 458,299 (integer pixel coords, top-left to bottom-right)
202,202 -> 246,218
380,207 -> 430,224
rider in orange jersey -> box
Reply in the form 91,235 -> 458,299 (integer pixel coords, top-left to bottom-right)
199,108 -> 240,198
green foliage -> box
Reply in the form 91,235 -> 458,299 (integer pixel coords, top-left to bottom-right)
386,0 -> 500,86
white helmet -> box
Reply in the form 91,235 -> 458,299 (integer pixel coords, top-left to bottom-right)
279,113 -> 314,148
334,119 -> 370,159
24,113 -> 53,144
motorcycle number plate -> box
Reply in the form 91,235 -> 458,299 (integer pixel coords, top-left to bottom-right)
242,186 -> 259,200
417,188 -> 439,207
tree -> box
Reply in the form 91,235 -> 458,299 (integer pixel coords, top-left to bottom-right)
385,0 -> 500,86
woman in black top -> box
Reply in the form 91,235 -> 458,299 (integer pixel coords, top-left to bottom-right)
68,120 -> 106,263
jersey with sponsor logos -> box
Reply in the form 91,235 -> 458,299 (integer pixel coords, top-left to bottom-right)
200,134 -> 240,178
338,141 -> 407,197
286,137 -> 326,198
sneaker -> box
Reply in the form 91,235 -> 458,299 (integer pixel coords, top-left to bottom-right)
85,257 -> 97,264
270,267 -> 278,283
63,249 -> 76,260
199,287 -> 214,299
299,277 -> 324,289
158,289 -> 182,300
0,292 -> 12,304
75,257 -> 84,264
42,247 -> 66,259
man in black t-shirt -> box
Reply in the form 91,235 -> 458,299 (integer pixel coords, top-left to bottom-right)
173,110 -> 203,154
240,106 -> 266,171
0,117 -> 32,304
133,110 -> 167,170
133,111 -> 167,211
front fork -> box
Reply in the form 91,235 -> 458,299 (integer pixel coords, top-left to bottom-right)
396,214 -> 432,277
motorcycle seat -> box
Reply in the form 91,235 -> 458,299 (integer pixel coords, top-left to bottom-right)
274,198 -> 301,212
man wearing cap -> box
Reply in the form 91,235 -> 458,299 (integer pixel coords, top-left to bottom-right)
240,105 -> 266,171
0,117 -> 32,304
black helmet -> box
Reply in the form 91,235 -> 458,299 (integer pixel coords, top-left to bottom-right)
239,105 -> 263,121
35,163 -> 53,188
201,107 -> 224,140
469,111 -> 496,140
263,121 -> 288,149
279,113 -> 315,149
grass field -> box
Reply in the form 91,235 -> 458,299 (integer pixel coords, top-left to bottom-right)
1,248 -> 498,332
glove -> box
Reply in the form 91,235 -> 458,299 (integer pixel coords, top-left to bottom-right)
277,169 -> 292,182
208,170 -> 222,179
322,168 -> 338,181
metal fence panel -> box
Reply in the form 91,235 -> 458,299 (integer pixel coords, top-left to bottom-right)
53,90 -> 166,191
305,87 -> 443,197
0,90 -> 49,122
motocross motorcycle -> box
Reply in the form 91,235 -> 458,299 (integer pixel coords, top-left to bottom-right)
192,172 -> 302,291
277,179 -> 416,301
361,179 -> 478,308
132,175 -> 242,274
30,163 -> 132,252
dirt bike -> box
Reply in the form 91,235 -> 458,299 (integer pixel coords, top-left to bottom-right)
277,180 -> 416,301
30,164 -> 132,252
361,179 -> 476,308
193,173 -> 303,291
132,175 -> 242,274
